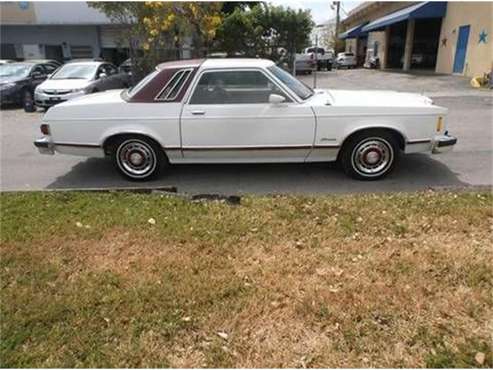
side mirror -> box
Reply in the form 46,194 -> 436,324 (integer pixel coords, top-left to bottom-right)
98,72 -> 107,79
269,94 -> 286,104
31,71 -> 43,78
47,73 -> 52,78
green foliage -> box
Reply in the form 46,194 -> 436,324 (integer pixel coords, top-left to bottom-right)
215,4 -> 315,64
88,2 -> 223,80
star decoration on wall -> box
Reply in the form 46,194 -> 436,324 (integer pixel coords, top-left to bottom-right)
441,37 -> 447,46
479,30 -> 488,44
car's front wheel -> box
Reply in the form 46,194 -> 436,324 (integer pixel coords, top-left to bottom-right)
111,136 -> 165,181
340,130 -> 399,180
23,89 -> 36,112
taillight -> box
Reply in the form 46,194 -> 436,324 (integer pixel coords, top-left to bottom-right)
40,124 -> 50,135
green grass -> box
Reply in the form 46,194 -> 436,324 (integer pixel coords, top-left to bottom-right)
1,190 -> 492,367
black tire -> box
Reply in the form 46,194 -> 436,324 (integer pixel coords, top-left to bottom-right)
326,61 -> 332,71
22,89 -> 36,112
339,130 -> 399,181
110,136 -> 166,181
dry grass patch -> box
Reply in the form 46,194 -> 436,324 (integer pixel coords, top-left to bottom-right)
1,190 -> 492,367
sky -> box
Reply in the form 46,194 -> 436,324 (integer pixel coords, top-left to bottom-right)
269,0 -> 363,25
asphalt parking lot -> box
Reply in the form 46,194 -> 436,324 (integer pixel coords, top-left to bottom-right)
1,69 -> 491,194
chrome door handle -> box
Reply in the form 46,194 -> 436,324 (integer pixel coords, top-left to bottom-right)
191,110 -> 205,115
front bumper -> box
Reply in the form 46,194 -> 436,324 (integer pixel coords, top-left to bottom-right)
0,87 -> 21,105
432,133 -> 457,154
34,90 -> 85,107
34,137 -> 55,155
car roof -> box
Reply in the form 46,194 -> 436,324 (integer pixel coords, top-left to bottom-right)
26,59 -> 61,64
4,62 -> 36,66
201,58 -> 275,69
156,59 -> 204,70
156,58 -> 275,71
62,61 -> 105,66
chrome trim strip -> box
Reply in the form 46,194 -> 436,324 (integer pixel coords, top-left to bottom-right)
54,142 -> 101,148
181,144 -> 340,151
407,139 -> 431,144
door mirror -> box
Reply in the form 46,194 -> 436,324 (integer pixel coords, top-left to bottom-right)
31,71 -> 44,78
269,94 -> 286,104
98,72 -> 107,79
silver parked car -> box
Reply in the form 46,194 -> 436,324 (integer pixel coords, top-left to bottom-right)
34,60 -> 127,108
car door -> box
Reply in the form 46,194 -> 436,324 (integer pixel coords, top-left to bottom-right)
180,68 -> 316,163
103,63 -> 124,89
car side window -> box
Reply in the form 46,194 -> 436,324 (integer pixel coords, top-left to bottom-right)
31,65 -> 45,76
189,70 -> 291,105
43,64 -> 57,74
104,64 -> 118,75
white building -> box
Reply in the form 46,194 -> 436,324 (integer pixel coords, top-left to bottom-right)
0,2 -> 128,64
311,18 -> 337,50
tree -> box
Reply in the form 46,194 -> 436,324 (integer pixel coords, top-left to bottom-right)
89,2 -> 223,81
214,4 -> 314,68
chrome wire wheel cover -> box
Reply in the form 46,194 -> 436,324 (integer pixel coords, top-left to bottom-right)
351,137 -> 394,177
116,139 -> 157,178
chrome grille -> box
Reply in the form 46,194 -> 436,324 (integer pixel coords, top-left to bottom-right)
42,89 -> 72,95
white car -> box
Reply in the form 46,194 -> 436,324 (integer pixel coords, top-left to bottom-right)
336,52 -> 357,68
34,61 -> 126,109
34,58 -> 456,181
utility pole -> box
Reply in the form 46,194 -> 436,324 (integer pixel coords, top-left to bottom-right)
313,34 -> 318,88
331,1 -> 341,52
335,1 -> 340,41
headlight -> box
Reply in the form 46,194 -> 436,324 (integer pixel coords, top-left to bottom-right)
71,87 -> 87,93
0,83 -> 16,91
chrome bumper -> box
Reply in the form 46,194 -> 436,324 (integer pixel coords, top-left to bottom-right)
34,137 -> 55,155
432,133 -> 457,154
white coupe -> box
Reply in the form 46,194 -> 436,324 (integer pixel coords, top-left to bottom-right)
34,58 -> 456,181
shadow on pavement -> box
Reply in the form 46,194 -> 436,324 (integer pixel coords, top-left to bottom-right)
46,153 -> 468,195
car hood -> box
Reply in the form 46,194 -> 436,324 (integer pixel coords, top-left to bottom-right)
38,78 -> 91,90
312,89 -> 435,107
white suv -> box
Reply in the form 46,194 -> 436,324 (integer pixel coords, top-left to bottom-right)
336,52 -> 357,69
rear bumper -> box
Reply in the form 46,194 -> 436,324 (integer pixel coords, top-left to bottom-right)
34,137 -> 55,155
432,133 -> 457,154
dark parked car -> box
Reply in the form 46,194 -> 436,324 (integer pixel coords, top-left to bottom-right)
0,62 -> 52,111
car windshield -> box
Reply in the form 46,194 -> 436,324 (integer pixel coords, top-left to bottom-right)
0,64 -> 31,78
267,65 -> 314,100
51,64 -> 97,80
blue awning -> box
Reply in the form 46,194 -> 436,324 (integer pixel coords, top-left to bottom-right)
338,22 -> 368,39
362,2 -> 447,32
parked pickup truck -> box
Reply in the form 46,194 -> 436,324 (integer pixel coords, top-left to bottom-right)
295,47 -> 334,74
34,58 -> 457,181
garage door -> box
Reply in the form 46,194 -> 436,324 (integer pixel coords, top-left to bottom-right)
100,26 -> 128,48
70,45 -> 93,59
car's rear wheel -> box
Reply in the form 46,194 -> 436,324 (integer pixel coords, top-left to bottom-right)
111,136 -> 165,181
340,130 -> 398,180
